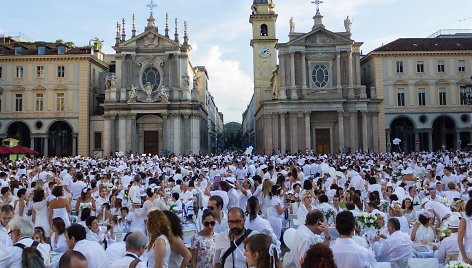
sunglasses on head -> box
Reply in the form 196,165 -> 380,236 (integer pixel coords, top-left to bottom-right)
203,221 -> 216,227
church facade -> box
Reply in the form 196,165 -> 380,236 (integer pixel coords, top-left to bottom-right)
248,0 -> 383,154
92,13 -> 223,157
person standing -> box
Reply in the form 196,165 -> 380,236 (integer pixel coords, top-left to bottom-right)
191,209 -> 216,268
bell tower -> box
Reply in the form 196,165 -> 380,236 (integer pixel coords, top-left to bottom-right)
250,0 -> 278,111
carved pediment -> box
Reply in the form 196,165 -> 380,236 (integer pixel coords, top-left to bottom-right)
12,85 -> 25,91
286,28 -> 353,47
55,85 -> 68,91
33,85 -> 47,91
457,79 -> 470,85
415,80 -> 429,86
120,30 -> 180,50
435,79 -> 449,85
394,80 -> 408,86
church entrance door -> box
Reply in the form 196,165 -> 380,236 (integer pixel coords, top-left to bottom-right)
315,129 -> 330,154
144,131 -> 159,154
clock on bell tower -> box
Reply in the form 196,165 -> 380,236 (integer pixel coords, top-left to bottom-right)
250,0 -> 278,109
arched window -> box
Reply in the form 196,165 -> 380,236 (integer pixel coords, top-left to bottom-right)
260,24 -> 268,36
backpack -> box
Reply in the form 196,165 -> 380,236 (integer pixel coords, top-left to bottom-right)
14,241 -> 45,268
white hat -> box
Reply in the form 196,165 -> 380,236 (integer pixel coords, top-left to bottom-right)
246,177 -> 254,187
132,197 -> 142,205
260,164 -> 268,170
224,177 -> 236,187
446,214 -> 461,228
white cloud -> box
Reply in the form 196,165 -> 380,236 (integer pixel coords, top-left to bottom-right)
191,45 -> 254,124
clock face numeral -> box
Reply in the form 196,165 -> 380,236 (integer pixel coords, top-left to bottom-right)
259,47 -> 271,57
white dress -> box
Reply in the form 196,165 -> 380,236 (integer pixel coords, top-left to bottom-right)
147,235 -> 171,268
460,216 -> 472,260
168,250 -> 184,268
269,197 -> 283,239
414,225 -> 435,242
53,207 -> 71,227
33,200 -> 50,236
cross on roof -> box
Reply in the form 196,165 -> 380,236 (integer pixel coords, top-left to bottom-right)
146,0 -> 158,17
311,0 -> 324,12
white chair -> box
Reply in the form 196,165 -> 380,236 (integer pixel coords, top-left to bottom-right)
407,258 -> 439,268
376,262 -> 391,268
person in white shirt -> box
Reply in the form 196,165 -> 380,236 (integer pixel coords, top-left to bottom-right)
372,218 -> 414,266
435,214 -> 460,266
0,204 -> 13,252
65,223 -> 108,268
214,207 -> 256,268
283,210 -> 331,268
331,211 -> 377,268
244,196 -> 278,245
111,231 -> 147,268
95,186 -> 109,215
422,199 -> 452,224
0,216 -> 51,267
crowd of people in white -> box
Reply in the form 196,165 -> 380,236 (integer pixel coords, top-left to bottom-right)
0,150 -> 470,268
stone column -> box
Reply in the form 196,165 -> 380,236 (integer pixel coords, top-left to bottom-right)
130,114 -> 137,154
174,114 -> 181,155
43,137 -> 48,156
336,53 -> 342,93
362,112 -> 368,152
337,111 -> 344,152
456,131 -> 461,150
72,134 -> 78,156
110,114 -> 116,154
103,116 -> 110,156
280,54 -> 287,99
138,124 -> 144,154
162,114 -> 168,151
427,130 -> 433,151
305,112 -> 311,150
355,53 -> 361,86
30,138 -> 35,150
290,113 -> 298,153
191,114 -> 201,154
372,113 -> 379,152
349,112 -> 358,151
272,114 -> 279,152
290,53 -> 296,88
118,114 -> 127,152
386,130 -> 391,153
301,53 -> 307,89
415,132 -> 420,151
348,51 -> 354,98
280,113 -> 286,154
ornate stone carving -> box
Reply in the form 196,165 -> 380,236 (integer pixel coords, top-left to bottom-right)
344,16 -> 352,32
127,83 -> 170,103
144,32 -> 158,47
306,33 -> 333,45
182,75 -> 190,88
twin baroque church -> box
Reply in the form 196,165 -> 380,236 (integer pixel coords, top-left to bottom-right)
248,0 -> 383,154
97,14 -> 218,156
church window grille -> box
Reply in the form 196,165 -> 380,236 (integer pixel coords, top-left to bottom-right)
260,24 -> 268,36
141,66 -> 161,91
312,64 -> 329,88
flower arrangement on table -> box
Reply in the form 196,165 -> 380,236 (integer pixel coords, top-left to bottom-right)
447,261 -> 472,268
356,213 -> 384,230
319,206 -> 335,223
438,227 -> 451,241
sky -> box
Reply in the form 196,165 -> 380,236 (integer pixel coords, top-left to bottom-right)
1,0 -> 472,123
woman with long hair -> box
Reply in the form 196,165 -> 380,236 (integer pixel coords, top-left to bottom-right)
401,197 -> 415,223
48,186 -> 72,227
147,210 -> 174,268
75,187 -> 96,217
162,210 -> 192,268
31,189 -> 50,238
191,209 -> 216,268
269,185 -> 287,239
245,233 -> 282,268
13,188 -> 27,217
297,190 -> 313,226
244,196 -> 278,244
50,217 -> 68,253
260,179 -> 273,219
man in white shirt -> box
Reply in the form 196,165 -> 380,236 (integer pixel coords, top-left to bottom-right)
214,207 -> 256,268
58,250 -> 88,268
111,231 -> 147,268
62,167 -> 75,195
65,223 -> 108,268
0,204 -> 13,252
283,210 -> 331,268
372,218 -> 414,265
331,211 -> 377,268
435,214 -> 460,265
0,217 -> 51,267
422,199 -> 452,223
